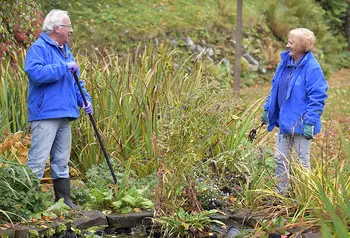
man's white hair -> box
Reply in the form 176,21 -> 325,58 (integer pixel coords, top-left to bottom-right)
42,10 -> 69,34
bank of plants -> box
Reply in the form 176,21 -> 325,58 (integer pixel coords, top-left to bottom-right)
0,43 -> 349,237
0,157 -> 51,223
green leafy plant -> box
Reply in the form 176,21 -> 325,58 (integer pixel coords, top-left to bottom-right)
0,157 -> 51,223
154,208 -> 224,237
112,186 -> 154,213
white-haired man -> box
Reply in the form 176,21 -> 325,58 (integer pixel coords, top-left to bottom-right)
25,9 -> 93,208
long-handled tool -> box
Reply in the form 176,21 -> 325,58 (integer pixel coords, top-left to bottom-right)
73,73 -> 117,184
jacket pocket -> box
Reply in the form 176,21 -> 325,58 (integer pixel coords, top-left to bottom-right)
37,93 -> 45,112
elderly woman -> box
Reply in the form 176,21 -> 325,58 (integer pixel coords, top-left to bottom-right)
261,28 -> 328,195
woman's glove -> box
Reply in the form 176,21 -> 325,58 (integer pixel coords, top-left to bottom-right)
261,110 -> 268,125
303,124 -> 314,140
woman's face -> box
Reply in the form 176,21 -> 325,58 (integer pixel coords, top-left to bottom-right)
286,34 -> 305,62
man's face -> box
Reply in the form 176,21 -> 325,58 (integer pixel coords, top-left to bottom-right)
56,15 -> 73,46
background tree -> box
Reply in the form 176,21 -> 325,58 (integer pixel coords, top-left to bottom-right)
345,1 -> 350,48
0,0 -> 43,59
316,0 -> 348,34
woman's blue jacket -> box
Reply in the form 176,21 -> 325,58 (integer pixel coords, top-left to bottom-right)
264,51 -> 328,135
24,32 -> 91,122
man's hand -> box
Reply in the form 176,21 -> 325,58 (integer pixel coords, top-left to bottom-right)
261,110 -> 268,125
67,62 -> 79,73
82,101 -> 93,115
303,124 -> 314,140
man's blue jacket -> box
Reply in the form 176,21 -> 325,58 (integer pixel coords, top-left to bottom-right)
25,32 -> 91,122
264,51 -> 328,135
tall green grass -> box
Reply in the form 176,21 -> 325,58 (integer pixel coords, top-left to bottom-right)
0,50 -> 28,133
70,46 -> 232,174
1,47 -> 349,236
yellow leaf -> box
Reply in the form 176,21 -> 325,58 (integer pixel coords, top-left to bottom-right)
183,223 -> 189,230
133,208 -> 142,213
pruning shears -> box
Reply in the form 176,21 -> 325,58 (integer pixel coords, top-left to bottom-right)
248,121 -> 266,142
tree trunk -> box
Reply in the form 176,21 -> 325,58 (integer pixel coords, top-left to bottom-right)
233,0 -> 242,93
345,1 -> 350,49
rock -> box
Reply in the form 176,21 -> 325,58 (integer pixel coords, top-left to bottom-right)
186,36 -> 196,50
302,232 -> 321,238
106,211 -> 153,229
229,208 -> 257,227
206,48 -> 214,57
196,45 -> 204,53
222,57 -> 231,73
260,67 -> 267,73
209,212 -> 230,223
243,52 -> 259,67
14,225 -> 29,238
223,226 -> 240,238
74,210 -> 107,230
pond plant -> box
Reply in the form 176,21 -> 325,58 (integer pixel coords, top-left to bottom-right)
1,0 -> 350,233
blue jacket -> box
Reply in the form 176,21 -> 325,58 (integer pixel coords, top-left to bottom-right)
25,32 -> 91,122
264,51 -> 328,135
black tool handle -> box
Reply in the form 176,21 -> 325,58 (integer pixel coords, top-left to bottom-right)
73,73 -> 117,184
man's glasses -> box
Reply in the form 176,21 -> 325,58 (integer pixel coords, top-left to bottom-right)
59,24 -> 73,29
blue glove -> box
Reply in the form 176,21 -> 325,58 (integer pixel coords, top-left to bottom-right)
303,124 -> 314,140
261,110 -> 268,125
67,62 -> 79,73
82,101 -> 93,115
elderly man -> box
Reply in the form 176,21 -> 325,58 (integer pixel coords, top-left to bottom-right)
25,9 -> 92,208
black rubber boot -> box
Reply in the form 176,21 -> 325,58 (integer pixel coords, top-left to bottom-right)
53,178 -> 79,209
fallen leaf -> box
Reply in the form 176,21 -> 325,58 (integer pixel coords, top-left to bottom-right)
133,208 -> 142,212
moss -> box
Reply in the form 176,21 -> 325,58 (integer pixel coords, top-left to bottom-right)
56,223 -> 67,235
29,230 -> 39,238
45,228 -> 55,237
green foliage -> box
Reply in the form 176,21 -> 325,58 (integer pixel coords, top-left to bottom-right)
259,217 -> 288,235
0,157 -> 50,223
112,186 -> 154,213
317,179 -> 350,237
316,0 -> 348,34
0,1 -> 43,59
75,160 -> 156,212
154,208 -> 224,237
64,0 -> 223,50
87,185 -> 154,212
0,52 -> 29,133
46,198 -> 71,216
317,129 -> 350,237
245,0 -> 349,76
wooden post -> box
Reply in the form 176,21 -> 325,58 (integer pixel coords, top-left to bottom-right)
233,0 -> 242,94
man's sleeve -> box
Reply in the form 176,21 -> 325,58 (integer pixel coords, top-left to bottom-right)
24,45 -> 68,85
305,68 -> 328,125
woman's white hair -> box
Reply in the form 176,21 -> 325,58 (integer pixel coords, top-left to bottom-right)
289,28 -> 316,52
42,10 -> 69,34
